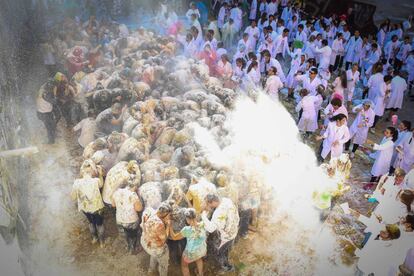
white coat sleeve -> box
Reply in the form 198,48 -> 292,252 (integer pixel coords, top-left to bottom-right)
201,211 -> 217,233
373,140 -> 394,151
339,127 -> 350,144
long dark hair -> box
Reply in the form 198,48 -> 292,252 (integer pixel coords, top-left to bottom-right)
387,127 -> 398,142
247,61 -> 258,74
400,190 -> 414,213
330,113 -> 347,122
339,70 -> 347,89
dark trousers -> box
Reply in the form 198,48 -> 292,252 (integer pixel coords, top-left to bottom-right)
333,55 -> 343,71
217,240 -> 234,269
167,239 -> 187,264
239,209 -> 252,238
362,88 -> 369,99
58,101 -> 74,126
344,140 -> 359,152
37,111 -> 57,143
317,142 -> 328,164
84,211 -> 104,241
345,61 -> 352,70
372,115 -> 381,128
394,58 -> 403,71
122,221 -> 139,251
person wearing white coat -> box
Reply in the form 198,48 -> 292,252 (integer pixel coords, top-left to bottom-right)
330,33 -> 344,71
312,39 -> 332,71
249,0 -> 258,21
346,64 -> 360,103
386,72 -> 408,117
322,97 -> 348,127
264,66 -> 283,100
273,29 -> 291,60
390,121 -> 412,173
395,131 -> 414,173
370,127 -> 398,181
266,0 -> 278,16
345,101 -> 375,158
244,21 -> 260,49
261,52 -> 286,83
230,4 -> 243,33
372,75 -> 392,129
217,3 -> 228,30
367,65 -> 384,101
286,51 -> 307,97
344,31 -> 363,70
316,113 -> 350,162
295,67 -> 322,96
295,89 -> 321,134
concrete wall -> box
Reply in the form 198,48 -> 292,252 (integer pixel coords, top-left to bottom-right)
0,0 -> 44,273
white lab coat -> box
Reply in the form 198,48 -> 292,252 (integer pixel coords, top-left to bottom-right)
384,40 -> 401,61
330,38 -> 344,65
244,26 -> 260,47
296,95 -> 320,132
371,137 -> 395,176
265,75 -> 283,99
217,6 -> 226,29
349,105 -> 375,145
313,45 -> 332,70
386,76 -> 407,109
274,35 -> 290,58
367,72 -> 384,101
346,69 -> 360,100
345,36 -> 363,63
266,2 -> 278,16
323,104 -> 348,126
295,31 -> 307,44
230,7 -> 243,32
364,49 -> 381,73
249,0 -> 257,20
321,122 -> 350,159
396,43 -> 412,62
261,58 -> 286,83
295,74 -> 322,96
394,135 -> 414,172
373,82 -> 388,116
356,234 -> 414,276
286,57 -> 306,88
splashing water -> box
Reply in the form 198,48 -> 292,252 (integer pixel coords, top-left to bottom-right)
191,92 -> 354,274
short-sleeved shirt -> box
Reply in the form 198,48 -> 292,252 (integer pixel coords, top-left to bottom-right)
36,84 -> 53,113
141,209 -> 167,255
181,223 -> 207,263
186,180 -> 217,214
72,177 -> 104,213
112,188 -> 140,224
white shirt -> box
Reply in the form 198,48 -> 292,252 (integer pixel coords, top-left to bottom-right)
36,84 -> 53,113
112,188 -> 140,224
73,118 -> 96,148
265,75 -> 283,95
72,177 -> 104,213
202,198 -> 240,247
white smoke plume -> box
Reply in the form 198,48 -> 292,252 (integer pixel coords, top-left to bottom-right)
191,92 -> 354,275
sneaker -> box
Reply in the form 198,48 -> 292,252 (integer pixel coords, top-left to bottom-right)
218,265 -> 235,274
91,237 -> 98,244
350,152 -> 355,159
369,128 -> 375,134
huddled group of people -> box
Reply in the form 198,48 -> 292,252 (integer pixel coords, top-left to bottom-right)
34,0 -> 414,275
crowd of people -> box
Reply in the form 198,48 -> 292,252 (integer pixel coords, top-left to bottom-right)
34,0 -> 414,275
